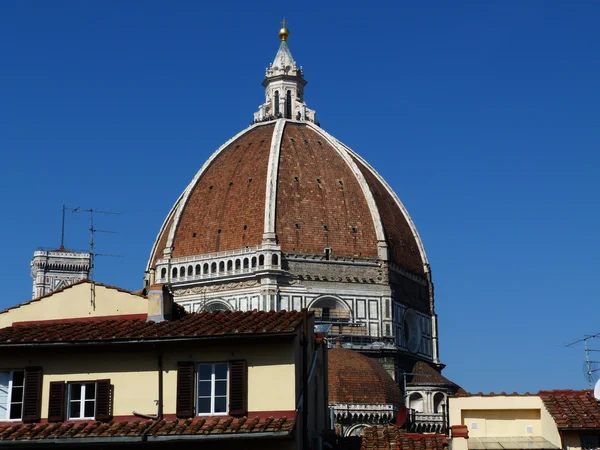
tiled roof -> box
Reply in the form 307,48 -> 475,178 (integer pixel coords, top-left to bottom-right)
0,416 -> 294,442
453,391 -> 535,397
329,347 -> 402,405
361,425 -> 448,450
0,310 -> 304,345
409,362 -> 466,394
409,362 -> 454,386
150,122 -> 427,276
0,279 -> 144,315
539,389 -> 600,429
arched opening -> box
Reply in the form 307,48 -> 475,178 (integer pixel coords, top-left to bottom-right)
251,257 -> 257,268
203,263 -> 209,274
235,259 -> 241,270
172,268 -> 177,278
285,90 -> 292,119
259,254 -> 265,266
203,301 -> 232,312
179,267 -> 186,278
243,258 -> 249,269
227,260 -> 233,271
195,264 -> 201,275
309,297 -> 351,322
409,393 -> 424,413
161,268 -> 166,279
211,262 -> 217,274
272,254 -> 279,266
219,261 -> 225,272
274,90 -> 280,116
187,266 -> 193,277
433,392 -> 445,414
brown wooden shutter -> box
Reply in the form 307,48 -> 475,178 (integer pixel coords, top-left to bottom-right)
95,379 -> 112,421
228,360 -> 247,417
47,382 -> 65,422
22,367 -> 42,423
176,361 -> 195,418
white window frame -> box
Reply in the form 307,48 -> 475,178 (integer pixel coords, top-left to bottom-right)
67,382 -> 97,420
196,362 -> 229,416
0,370 -> 25,421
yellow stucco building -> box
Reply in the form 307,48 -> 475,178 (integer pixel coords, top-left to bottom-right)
0,283 -> 329,449
449,391 -> 600,450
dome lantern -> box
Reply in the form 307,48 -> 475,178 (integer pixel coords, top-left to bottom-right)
254,21 -> 317,124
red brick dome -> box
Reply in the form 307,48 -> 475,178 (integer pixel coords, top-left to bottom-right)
148,120 -> 428,275
328,347 -> 403,405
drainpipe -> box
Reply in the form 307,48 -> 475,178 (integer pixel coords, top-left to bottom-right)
133,351 -> 163,442
302,309 -> 309,450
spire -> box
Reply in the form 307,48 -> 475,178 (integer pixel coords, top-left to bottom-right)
253,21 -> 317,124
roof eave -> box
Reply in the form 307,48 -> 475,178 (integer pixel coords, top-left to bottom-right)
0,431 -> 293,446
0,330 -> 299,349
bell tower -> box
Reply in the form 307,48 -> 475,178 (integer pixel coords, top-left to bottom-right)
30,247 -> 91,299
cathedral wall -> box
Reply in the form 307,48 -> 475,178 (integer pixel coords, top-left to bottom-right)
0,283 -> 147,328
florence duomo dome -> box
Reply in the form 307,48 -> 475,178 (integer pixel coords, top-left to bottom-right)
145,23 -> 442,383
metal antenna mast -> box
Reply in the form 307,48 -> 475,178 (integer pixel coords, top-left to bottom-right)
566,332 -> 600,388
63,206 -> 121,308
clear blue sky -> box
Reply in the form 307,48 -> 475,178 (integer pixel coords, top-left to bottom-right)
1,0 -> 598,393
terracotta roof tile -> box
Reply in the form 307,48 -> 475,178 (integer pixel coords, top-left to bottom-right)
409,362 -> 465,394
361,425 -> 448,450
453,391 -> 535,397
329,348 -> 402,405
0,416 -> 294,441
0,310 -> 304,344
539,389 -> 600,430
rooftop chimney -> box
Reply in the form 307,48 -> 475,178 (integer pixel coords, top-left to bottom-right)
147,283 -> 173,322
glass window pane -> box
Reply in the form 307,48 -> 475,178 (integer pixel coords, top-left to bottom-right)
215,364 -> 227,380
70,384 -> 82,400
9,403 -> 22,420
197,397 -> 211,414
197,365 -> 212,381
0,404 -> 7,420
0,372 -> 9,390
70,401 -> 81,419
10,387 -> 23,402
12,371 -> 24,387
215,380 -> 227,396
214,397 -> 226,413
84,400 -> 95,418
85,384 -> 95,400
198,381 -> 211,397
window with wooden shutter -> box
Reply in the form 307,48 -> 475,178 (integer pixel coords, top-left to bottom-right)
228,360 -> 247,417
22,367 -> 42,423
94,379 -> 112,421
176,361 -> 195,418
48,382 -> 65,422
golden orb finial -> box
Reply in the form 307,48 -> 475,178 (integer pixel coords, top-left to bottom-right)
279,18 -> 289,41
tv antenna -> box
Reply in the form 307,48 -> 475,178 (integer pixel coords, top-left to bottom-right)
62,204 -> 122,308
566,333 -> 600,388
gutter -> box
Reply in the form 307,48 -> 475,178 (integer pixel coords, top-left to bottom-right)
0,432 -> 292,447
148,431 -> 292,441
0,331 -> 298,349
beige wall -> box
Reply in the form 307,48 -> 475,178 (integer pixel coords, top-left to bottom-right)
461,408 -> 541,437
2,340 -> 296,419
449,396 -> 561,449
0,283 -> 147,328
